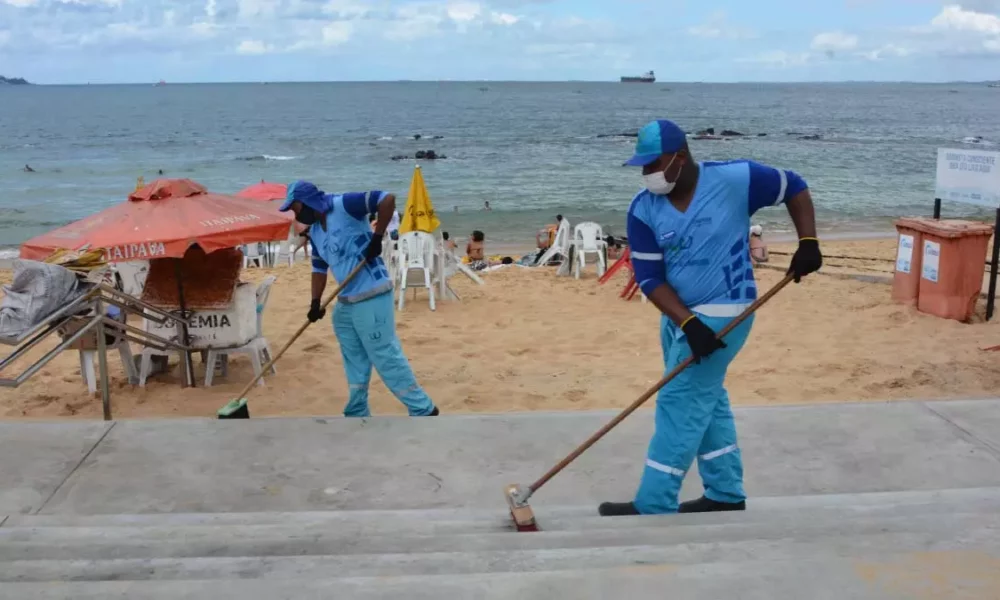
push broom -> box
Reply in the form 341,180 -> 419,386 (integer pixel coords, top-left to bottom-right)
504,274 -> 794,531
218,262 -> 366,419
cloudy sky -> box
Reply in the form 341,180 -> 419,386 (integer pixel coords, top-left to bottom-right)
1,0 -> 999,83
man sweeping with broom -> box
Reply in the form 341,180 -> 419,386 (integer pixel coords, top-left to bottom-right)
280,181 -> 439,418
599,120 -> 822,517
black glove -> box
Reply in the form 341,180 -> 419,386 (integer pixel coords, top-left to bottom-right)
682,316 -> 726,362
307,299 -> 326,323
365,232 -> 384,263
787,238 -> 823,283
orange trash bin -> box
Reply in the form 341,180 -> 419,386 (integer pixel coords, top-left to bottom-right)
892,217 -> 928,305
912,219 -> 994,321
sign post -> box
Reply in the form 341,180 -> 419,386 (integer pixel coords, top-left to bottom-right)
934,148 -> 1000,320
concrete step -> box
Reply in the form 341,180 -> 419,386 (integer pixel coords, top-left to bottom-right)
1,511 -> 997,562
9,487 -> 999,533
5,553 -> 1000,600
2,523 -> 997,582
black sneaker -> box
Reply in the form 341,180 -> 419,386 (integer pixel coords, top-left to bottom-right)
429,407 -> 440,416
678,496 -> 745,513
598,502 -> 640,517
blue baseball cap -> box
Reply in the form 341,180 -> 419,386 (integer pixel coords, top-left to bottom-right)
624,120 -> 688,167
279,180 -> 324,212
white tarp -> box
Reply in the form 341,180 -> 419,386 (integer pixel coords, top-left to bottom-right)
0,260 -> 83,342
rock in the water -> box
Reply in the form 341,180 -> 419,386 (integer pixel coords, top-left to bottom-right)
415,150 -> 427,159
798,134 -> 821,141
757,133 -> 767,137
696,127 -> 716,136
425,150 -> 437,159
596,131 -> 639,138
391,155 -> 409,161
720,129 -> 745,137
413,134 -> 423,141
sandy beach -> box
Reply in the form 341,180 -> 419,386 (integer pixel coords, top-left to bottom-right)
1,237 -> 999,420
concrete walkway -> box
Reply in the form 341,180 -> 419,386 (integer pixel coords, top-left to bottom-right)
2,398 -> 1000,598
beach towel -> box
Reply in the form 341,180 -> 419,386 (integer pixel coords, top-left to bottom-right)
0,260 -> 83,342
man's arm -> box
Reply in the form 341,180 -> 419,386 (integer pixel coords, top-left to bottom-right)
745,161 -> 821,280
310,253 -> 329,301
372,193 -> 396,235
785,189 -> 817,240
627,207 -> 693,326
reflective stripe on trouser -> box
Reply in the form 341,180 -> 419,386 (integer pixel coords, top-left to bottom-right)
633,313 -> 754,514
332,291 -> 436,417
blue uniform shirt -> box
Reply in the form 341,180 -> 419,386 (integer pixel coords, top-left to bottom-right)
309,191 -> 393,304
627,160 -> 807,316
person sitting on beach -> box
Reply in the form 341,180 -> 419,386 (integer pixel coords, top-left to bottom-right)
466,230 -> 487,270
443,231 -> 458,252
605,234 -> 624,260
536,215 -> 564,250
749,225 -> 768,264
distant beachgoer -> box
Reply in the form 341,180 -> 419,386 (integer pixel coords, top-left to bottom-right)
443,231 -> 457,252
467,230 -> 486,270
453,206 -> 459,213
749,225 -> 768,264
483,201 -> 492,211
605,234 -> 624,260
23,164 -> 34,173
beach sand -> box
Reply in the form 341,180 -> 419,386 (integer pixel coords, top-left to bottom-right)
2,238 -> 1000,420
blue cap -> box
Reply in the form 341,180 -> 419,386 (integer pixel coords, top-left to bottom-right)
279,180 -> 323,212
624,120 -> 687,167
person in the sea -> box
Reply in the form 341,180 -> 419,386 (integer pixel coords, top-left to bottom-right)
23,164 -> 34,173
483,200 -> 492,211
280,180 -> 439,418
599,119 -> 822,518
466,230 -> 487,270
749,225 -> 768,264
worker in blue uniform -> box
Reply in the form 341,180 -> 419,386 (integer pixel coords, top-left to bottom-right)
599,120 -> 822,516
280,181 -> 439,418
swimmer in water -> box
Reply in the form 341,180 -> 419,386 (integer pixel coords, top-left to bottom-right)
23,164 -> 34,173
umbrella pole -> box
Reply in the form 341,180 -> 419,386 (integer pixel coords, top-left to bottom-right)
174,258 -> 197,388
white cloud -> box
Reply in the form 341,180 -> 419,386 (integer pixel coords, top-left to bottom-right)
236,39 -> 269,54
931,5 -> 1000,35
238,0 -> 280,20
859,43 -> 911,61
321,21 -> 352,45
322,0 -> 370,19
811,31 -> 859,52
687,10 -> 756,40
447,1 -> 482,23
490,11 -> 518,26
1,0 -> 39,6
0,30 -> 10,47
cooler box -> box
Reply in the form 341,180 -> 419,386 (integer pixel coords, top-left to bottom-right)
145,282 -> 258,349
913,219 -> 993,322
892,218 -> 927,305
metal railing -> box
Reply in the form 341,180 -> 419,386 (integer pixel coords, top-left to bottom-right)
0,284 -> 191,421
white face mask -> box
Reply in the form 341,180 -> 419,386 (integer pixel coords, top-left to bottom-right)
643,155 -> 678,196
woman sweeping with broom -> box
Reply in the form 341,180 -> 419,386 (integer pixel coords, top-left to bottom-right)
280,180 -> 439,418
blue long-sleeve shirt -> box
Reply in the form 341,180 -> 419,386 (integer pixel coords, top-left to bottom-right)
627,160 -> 807,316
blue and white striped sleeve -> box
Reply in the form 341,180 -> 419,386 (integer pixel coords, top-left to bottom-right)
627,202 -> 666,297
311,249 -> 329,275
341,190 -> 388,221
746,161 -> 808,216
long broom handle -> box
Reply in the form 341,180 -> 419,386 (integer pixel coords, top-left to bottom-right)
526,274 -> 794,497
232,262 -> 366,401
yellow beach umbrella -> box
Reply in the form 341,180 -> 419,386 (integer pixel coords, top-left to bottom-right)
398,165 -> 440,234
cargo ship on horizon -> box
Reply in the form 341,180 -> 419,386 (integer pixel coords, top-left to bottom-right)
621,71 -> 655,83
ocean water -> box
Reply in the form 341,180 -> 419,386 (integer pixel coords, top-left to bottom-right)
1,81 -> 999,257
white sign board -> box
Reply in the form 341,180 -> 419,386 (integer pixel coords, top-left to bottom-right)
146,283 -> 258,349
935,148 -> 1000,208
896,234 -> 914,274
921,240 -> 941,283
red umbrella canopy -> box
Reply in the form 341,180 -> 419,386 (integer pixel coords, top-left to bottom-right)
21,179 -> 294,263
236,181 -> 287,202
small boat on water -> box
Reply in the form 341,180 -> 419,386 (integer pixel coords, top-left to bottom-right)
621,71 -> 655,83
154,80 -> 167,87
988,82 -> 1000,88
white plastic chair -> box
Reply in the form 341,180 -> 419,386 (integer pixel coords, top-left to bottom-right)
78,323 -> 139,393
204,276 -> 277,387
242,243 -> 265,269
396,232 -> 436,312
536,218 -> 572,270
572,222 -> 607,279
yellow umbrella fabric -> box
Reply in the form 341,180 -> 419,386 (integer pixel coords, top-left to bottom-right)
398,165 -> 440,234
